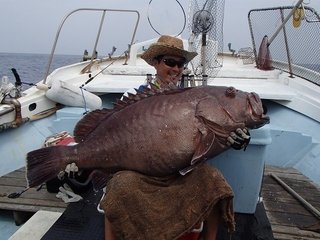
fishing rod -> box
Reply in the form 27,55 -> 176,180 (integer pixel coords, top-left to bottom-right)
80,50 -> 128,88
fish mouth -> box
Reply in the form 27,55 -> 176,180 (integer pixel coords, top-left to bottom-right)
261,103 -> 270,122
248,93 -> 270,129
252,114 -> 270,129
258,103 -> 270,124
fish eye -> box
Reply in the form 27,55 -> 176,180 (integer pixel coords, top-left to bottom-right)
225,87 -> 236,97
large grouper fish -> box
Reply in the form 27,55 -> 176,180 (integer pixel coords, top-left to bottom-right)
26,85 -> 269,188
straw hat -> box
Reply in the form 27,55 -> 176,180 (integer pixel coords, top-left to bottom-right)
141,35 -> 197,66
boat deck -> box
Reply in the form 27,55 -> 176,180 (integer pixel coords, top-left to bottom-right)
0,168 -> 67,216
262,165 -> 320,240
0,166 -> 320,239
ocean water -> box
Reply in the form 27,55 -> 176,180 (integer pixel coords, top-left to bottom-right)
0,52 -> 81,90
0,52 -> 81,240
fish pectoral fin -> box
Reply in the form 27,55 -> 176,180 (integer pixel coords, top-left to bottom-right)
191,131 -> 215,165
180,131 -> 215,175
179,164 -> 200,175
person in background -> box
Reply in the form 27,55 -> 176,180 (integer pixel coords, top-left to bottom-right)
101,35 -> 251,240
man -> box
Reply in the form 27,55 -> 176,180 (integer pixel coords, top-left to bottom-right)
139,35 -> 196,89
101,35 -> 250,240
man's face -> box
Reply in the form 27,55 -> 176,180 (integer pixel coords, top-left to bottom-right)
153,55 -> 185,85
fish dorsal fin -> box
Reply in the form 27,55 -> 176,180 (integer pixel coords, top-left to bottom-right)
112,84 -> 182,111
74,85 -> 185,142
74,108 -> 113,142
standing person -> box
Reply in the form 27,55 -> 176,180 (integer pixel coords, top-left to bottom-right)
101,35 -> 250,240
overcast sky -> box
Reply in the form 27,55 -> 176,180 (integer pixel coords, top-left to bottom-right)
1,0 -> 319,55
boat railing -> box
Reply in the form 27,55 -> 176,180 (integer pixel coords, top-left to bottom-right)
248,5 -> 320,86
43,8 -> 140,84
272,59 -> 320,84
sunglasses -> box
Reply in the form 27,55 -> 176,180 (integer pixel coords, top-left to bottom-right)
162,58 -> 185,68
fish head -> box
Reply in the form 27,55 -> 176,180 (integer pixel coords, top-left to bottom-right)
216,87 -> 270,129
245,91 -> 270,129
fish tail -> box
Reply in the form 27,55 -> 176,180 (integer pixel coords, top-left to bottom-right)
26,145 -> 73,188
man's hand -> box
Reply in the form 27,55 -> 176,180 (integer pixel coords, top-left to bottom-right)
227,128 -> 251,150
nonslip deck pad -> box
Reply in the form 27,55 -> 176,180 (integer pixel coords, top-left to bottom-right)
41,188 -> 104,240
41,185 -> 274,240
217,202 -> 274,240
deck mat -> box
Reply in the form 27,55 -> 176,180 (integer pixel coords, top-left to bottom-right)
41,187 -> 274,240
217,202 -> 274,240
41,188 -> 104,240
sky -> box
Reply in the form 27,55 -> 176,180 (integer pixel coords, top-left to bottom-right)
1,0 -> 319,55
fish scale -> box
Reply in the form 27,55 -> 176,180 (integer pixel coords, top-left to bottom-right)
26,86 -> 269,188
91,94 -> 197,172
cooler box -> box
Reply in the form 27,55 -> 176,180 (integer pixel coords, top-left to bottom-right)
208,126 -> 271,214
